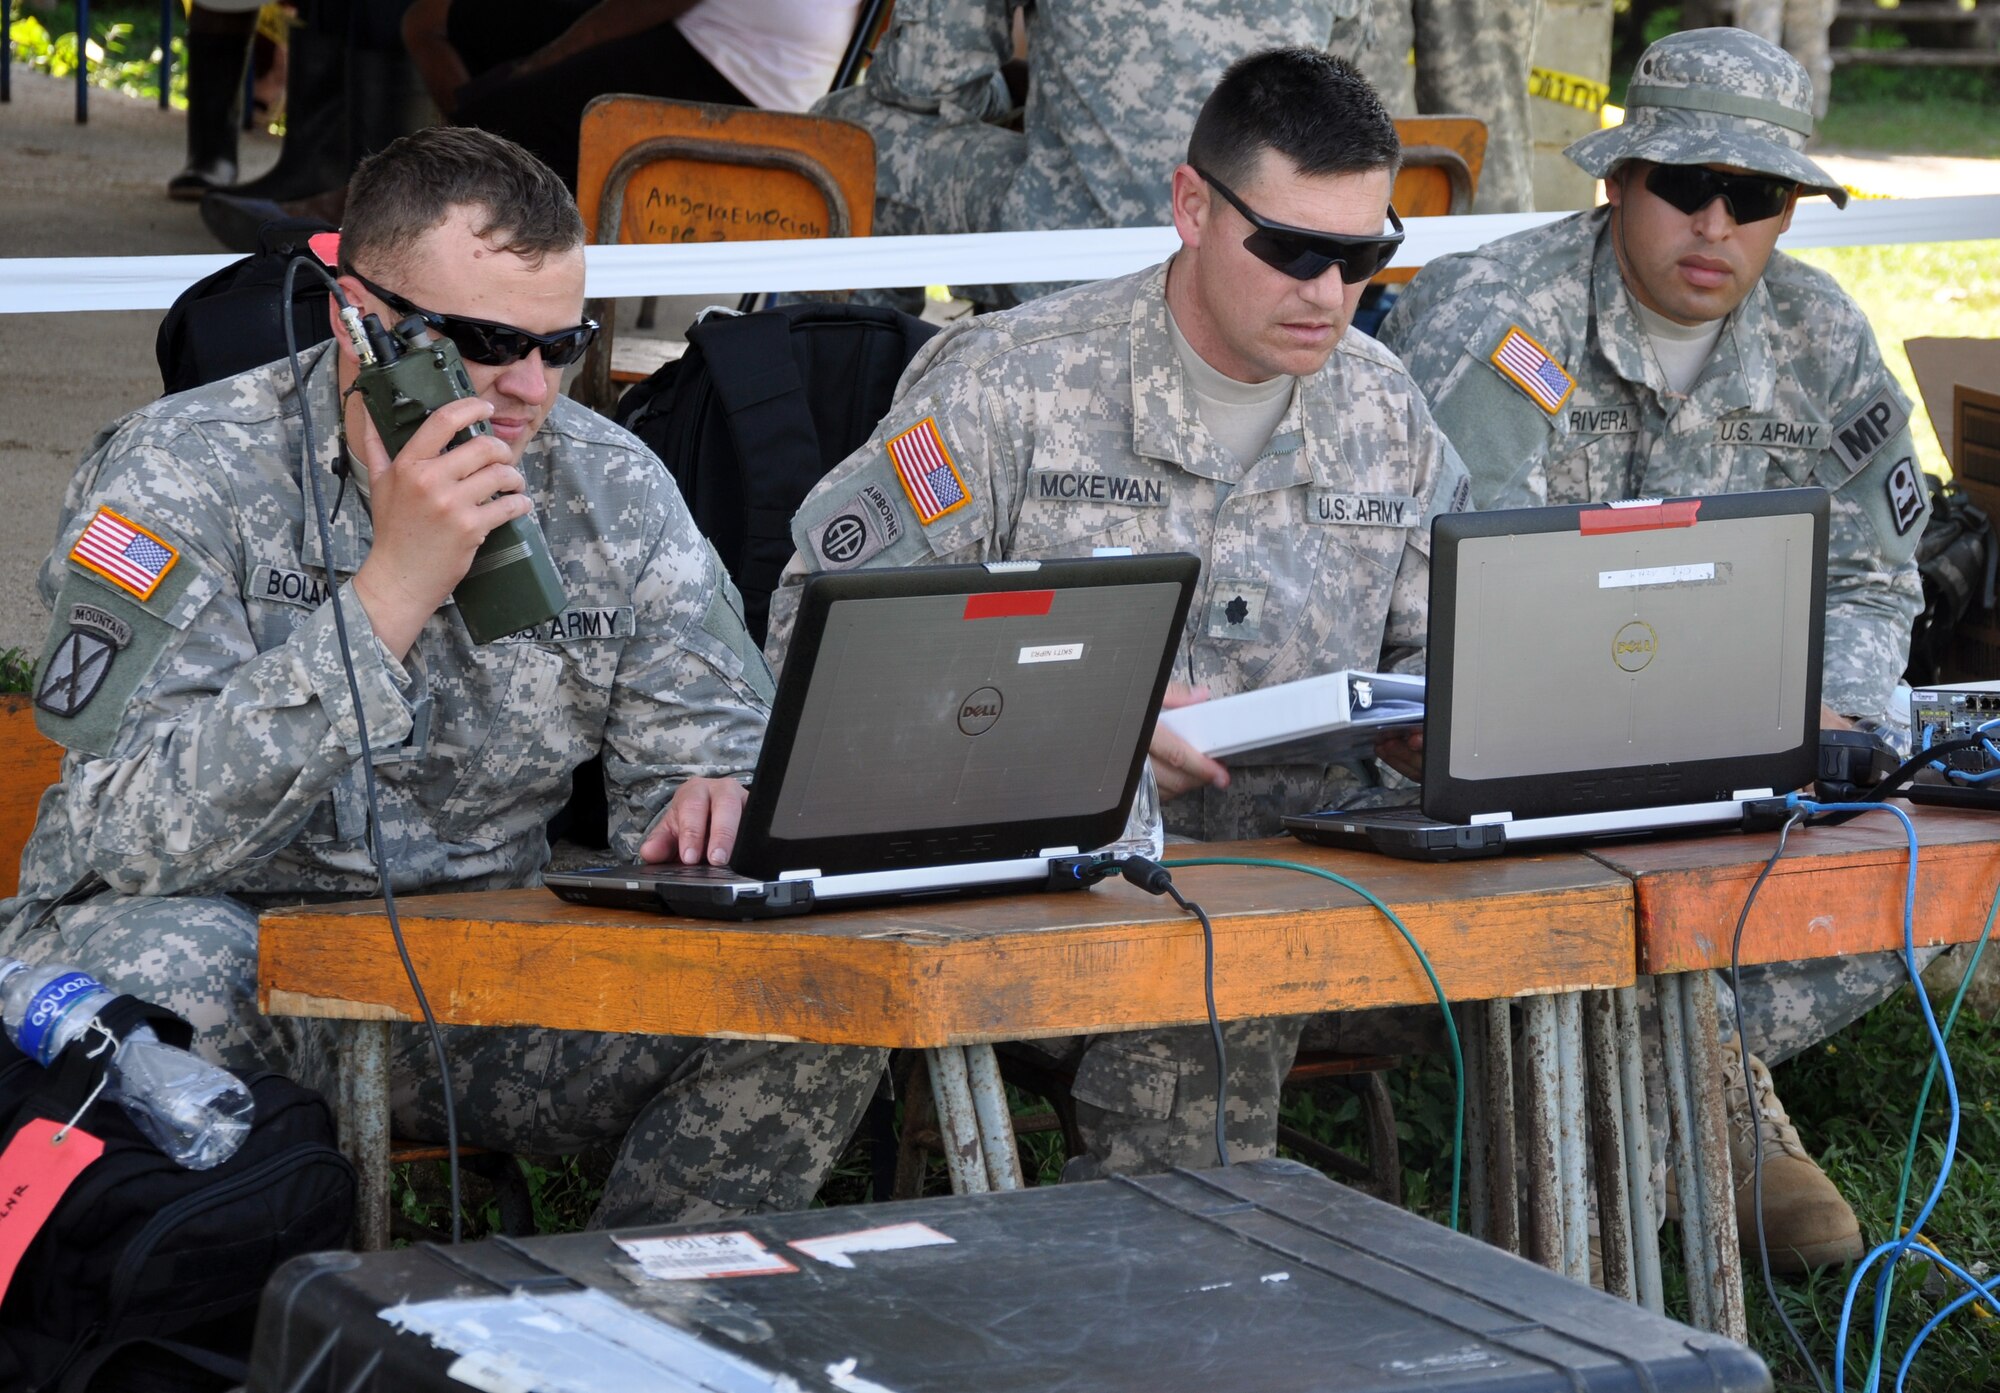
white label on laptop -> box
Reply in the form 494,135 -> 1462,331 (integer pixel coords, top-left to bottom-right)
789,1221 -> 955,1270
1092,545 -> 1133,557
1019,642 -> 1085,664
1598,562 -> 1716,590
616,1231 -> 797,1280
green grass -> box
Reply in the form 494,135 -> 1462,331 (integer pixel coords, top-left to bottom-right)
1819,94 -> 2000,160
1788,240 -> 2000,481
0,649 -> 33,694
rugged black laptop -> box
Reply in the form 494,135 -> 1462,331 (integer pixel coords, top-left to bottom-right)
1285,490 -> 1827,860
548,554 -> 1200,916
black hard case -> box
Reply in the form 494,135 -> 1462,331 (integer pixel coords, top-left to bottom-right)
248,1160 -> 1767,1393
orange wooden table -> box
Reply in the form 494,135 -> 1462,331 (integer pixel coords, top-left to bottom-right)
1587,803 -> 2000,1341
259,837 -> 1635,1250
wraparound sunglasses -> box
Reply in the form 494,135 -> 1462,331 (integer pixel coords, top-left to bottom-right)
345,269 -> 600,367
1193,166 -> 1404,283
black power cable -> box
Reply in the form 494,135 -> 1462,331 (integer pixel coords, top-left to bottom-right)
1118,856 -> 1229,1169
284,255 -> 463,1243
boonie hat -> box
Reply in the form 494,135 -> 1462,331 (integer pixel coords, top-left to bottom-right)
1565,27 -> 1847,207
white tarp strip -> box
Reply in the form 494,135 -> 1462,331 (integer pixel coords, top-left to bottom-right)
2,194 -> 1995,315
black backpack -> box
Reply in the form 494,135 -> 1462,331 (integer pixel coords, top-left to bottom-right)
0,997 -> 355,1393
155,217 -> 340,398
1905,474 -> 1999,687
613,300 -> 940,647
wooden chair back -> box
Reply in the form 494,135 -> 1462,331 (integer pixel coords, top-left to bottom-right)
572,97 -> 877,408
1379,116 -> 1489,285
0,695 -> 62,899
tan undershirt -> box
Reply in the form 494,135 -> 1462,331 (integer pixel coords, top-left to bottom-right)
1631,295 -> 1725,397
1166,308 -> 1296,469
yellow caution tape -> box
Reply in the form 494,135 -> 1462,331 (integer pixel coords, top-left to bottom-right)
1531,66 -> 1611,115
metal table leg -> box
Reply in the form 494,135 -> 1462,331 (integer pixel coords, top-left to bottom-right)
1521,995 -> 1563,1270
1484,999 -> 1520,1255
925,1047 -> 991,1194
337,1020 -> 392,1252
1584,990 -> 1634,1301
1657,974 -> 1714,1331
963,1044 -> 1023,1190
1615,985 -> 1664,1313
1684,971 -> 1748,1340
1556,993 -> 1591,1283
1461,1003 -> 1491,1244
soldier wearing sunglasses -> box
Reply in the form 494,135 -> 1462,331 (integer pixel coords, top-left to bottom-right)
1385,29 -> 1926,1275
6,126 -> 888,1231
771,49 -> 1470,1181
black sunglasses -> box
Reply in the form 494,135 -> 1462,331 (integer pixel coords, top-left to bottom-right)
344,269 -> 600,367
1643,165 -> 1797,226
1194,166 -> 1404,283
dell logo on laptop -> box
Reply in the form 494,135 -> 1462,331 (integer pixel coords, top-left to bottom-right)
1613,620 -> 1658,673
958,686 -> 1003,735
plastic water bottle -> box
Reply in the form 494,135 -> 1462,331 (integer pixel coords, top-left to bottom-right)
0,958 -> 253,1170
1099,757 -> 1166,861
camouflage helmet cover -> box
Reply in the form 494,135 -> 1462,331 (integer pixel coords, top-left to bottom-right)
1565,27 -> 1847,207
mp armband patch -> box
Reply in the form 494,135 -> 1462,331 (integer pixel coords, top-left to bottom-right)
1831,386 -> 1910,471
885,417 -> 971,526
1487,326 -> 1574,415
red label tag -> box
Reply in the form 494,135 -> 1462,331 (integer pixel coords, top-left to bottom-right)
1578,500 -> 1702,535
0,1119 -> 105,1303
964,590 -> 1054,620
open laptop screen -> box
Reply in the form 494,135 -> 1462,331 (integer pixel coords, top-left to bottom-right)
1424,490 -> 1826,824
731,555 -> 1199,879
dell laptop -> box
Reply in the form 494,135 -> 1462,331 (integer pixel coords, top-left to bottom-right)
1285,489 -> 1827,860
547,553 -> 1200,916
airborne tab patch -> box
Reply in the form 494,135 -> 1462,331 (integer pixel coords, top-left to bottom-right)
1489,326 -> 1574,415
885,417 -> 971,526
69,506 -> 178,601
811,484 -> 905,570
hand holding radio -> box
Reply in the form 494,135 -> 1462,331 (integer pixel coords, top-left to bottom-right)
344,311 -> 567,650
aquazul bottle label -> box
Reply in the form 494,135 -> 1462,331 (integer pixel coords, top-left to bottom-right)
17,971 -> 103,1065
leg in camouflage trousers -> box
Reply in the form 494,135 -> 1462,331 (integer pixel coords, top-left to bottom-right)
0,892 -> 886,1229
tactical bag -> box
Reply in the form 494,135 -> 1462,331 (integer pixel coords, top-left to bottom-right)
154,216 -> 340,397
1904,474 -> 1999,687
613,300 -> 940,647
0,998 -> 355,1393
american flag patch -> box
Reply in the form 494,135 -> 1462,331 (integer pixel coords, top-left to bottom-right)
69,506 -> 179,601
1489,326 -> 1574,415
885,417 -> 970,525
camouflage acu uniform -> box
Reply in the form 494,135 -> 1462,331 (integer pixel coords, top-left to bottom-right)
766,262 -> 1470,1175
1393,0 -> 1546,213
817,0 -> 1376,305
1737,0 -> 1837,119
0,344 -> 885,1229
1380,27 -> 1929,1082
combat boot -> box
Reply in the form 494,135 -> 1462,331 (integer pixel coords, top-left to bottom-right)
1669,1041 -> 1862,1274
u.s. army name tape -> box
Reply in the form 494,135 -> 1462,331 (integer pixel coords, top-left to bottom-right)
2,195 -> 1996,314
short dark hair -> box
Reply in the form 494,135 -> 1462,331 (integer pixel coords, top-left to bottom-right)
338,126 -> 585,280
1187,47 -> 1400,189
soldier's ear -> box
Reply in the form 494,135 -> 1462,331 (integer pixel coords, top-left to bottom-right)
1170,165 -> 1209,247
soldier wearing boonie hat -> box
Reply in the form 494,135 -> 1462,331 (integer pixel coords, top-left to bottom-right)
1385,27 -> 1930,1277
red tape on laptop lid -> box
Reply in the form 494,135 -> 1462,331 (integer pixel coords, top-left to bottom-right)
964,590 -> 1054,620
1578,499 -> 1702,535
